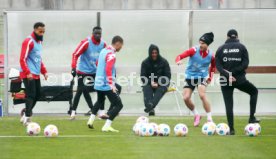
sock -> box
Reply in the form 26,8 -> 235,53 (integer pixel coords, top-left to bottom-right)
207,112 -> 212,121
89,114 -> 96,121
71,110 -> 76,117
103,119 -> 112,128
192,108 -> 199,116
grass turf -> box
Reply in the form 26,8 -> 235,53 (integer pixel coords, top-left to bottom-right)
0,116 -> 276,159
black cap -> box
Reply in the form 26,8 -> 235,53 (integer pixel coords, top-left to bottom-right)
199,32 -> 214,45
227,29 -> 238,38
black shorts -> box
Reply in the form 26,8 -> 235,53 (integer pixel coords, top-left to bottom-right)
184,78 -> 207,91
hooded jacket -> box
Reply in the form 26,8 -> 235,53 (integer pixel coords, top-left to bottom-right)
140,44 -> 171,88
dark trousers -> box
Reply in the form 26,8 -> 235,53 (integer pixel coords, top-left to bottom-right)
72,74 -> 95,111
99,83 -> 122,111
142,85 -> 167,109
92,90 -> 123,121
221,80 -> 258,130
23,78 -> 41,117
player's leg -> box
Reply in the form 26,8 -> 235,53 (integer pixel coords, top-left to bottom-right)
197,81 -> 213,122
33,79 -> 41,107
82,75 -> 94,111
87,90 -> 105,129
70,74 -> 85,119
108,83 -> 122,112
22,78 -> 37,125
102,91 -> 123,132
100,83 -> 122,119
221,85 -> 235,134
235,81 -> 259,123
142,84 -> 154,113
183,79 -> 200,126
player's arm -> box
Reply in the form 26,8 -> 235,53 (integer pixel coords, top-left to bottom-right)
105,52 -> 116,90
20,38 -> 34,79
207,55 -> 216,83
231,46 -> 249,76
175,47 -> 196,65
40,61 -> 48,80
71,39 -> 89,76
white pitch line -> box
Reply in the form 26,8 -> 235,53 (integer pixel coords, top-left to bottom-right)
0,135 -> 120,138
0,134 -> 276,138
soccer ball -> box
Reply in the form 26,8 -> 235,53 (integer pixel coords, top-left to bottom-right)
157,124 -> 170,136
136,116 -> 149,123
140,124 -> 155,137
26,122 -> 41,136
44,124 -> 59,137
215,123 -> 230,136
245,123 -> 260,137
202,122 -> 216,136
254,123 -> 261,134
133,122 -> 146,136
149,122 -> 158,136
174,123 -> 188,137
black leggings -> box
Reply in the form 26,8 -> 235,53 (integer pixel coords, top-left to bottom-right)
92,90 -> 123,121
72,74 -> 95,111
23,78 -> 41,117
221,80 -> 258,129
98,83 -> 122,111
142,85 -> 167,109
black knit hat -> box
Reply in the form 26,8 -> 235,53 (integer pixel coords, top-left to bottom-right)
227,29 -> 238,38
199,32 -> 214,45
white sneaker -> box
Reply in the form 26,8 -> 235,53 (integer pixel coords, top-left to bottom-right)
87,118 -> 94,129
70,111 -> 76,120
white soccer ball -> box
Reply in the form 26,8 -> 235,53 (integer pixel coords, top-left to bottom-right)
140,124 -> 155,137
174,123 -> 188,137
44,124 -> 59,137
202,122 -> 216,136
133,122 -> 146,136
157,124 -> 170,136
245,123 -> 260,137
26,122 -> 41,136
136,116 -> 149,123
149,122 -> 158,136
215,123 -> 230,136
254,123 -> 261,135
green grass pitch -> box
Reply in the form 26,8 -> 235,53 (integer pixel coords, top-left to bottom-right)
0,116 -> 276,159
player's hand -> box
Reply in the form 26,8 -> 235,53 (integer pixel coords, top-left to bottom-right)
111,85 -> 118,93
151,82 -> 158,88
176,61 -> 183,65
206,78 -> 211,84
43,73 -> 48,80
71,68 -> 76,77
27,74 -> 33,80
229,76 -> 236,83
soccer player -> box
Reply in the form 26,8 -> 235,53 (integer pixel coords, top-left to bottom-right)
216,29 -> 259,135
140,44 -> 171,116
70,26 -> 106,120
19,22 -> 48,126
87,36 -> 124,132
175,32 -> 216,127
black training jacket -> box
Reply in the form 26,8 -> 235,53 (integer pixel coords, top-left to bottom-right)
215,38 -> 249,84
